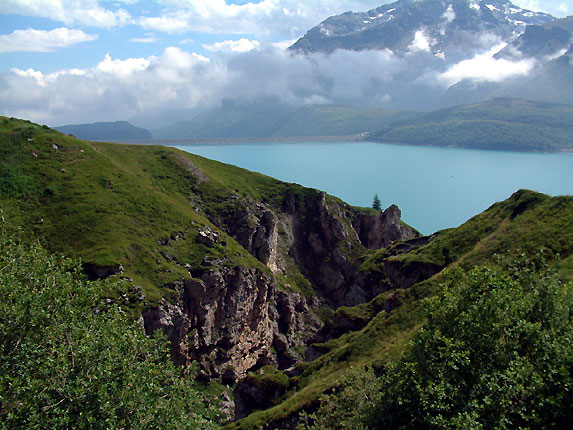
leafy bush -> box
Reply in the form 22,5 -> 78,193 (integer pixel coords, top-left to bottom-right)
304,256 -> 572,429
371,256 -> 572,429
0,233 -> 219,429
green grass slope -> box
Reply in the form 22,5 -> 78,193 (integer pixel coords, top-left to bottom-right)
372,98 -> 573,151
231,190 -> 573,429
0,116 -> 325,306
2,116 -> 572,429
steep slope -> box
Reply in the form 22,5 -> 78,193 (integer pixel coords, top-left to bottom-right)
55,121 -> 152,140
371,97 -> 573,151
496,15 -> 573,60
290,0 -> 554,55
231,189 -> 573,429
2,117 -> 571,429
0,116 -> 417,381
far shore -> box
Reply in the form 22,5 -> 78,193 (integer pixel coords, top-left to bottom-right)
102,135 -> 573,154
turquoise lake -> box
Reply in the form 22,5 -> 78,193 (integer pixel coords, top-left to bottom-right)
167,141 -> 573,235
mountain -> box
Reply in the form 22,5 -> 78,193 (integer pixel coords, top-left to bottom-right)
153,98 -> 298,139
55,121 -> 152,140
442,17 -> 573,106
290,0 -> 554,56
496,15 -> 573,60
371,97 -> 573,151
153,98 -> 421,139
2,117 -> 572,428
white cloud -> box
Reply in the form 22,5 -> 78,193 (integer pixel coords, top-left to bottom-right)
96,53 -> 150,76
438,43 -> 536,86
139,14 -> 191,34
2,0 -> 131,28
0,27 -> 98,53
140,1 -> 387,38
408,30 -> 432,53
442,4 -> 455,23
512,0 -> 571,17
131,36 -> 157,43
203,38 -> 260,53
0,44 -> 405,125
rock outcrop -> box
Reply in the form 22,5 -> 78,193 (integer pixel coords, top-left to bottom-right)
143,188 -> 421,380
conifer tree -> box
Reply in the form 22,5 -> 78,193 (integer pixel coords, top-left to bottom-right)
372,193 -> 382,211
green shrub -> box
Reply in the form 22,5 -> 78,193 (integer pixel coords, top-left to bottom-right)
370,256 -> 573,429
0,233 -> 219,429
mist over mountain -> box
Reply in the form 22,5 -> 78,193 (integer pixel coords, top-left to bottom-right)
2,0 -> 571,130
290,0 -> 553,56
150,0 -> 571,138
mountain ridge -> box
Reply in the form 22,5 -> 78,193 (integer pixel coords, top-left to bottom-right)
55,120 -> 152,141
289,0 -> 554,55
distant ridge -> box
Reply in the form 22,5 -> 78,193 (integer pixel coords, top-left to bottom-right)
371,98 -> 573,151
55,121 -> 152,141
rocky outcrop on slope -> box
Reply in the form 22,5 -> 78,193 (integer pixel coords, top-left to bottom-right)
143,188 -> 420,379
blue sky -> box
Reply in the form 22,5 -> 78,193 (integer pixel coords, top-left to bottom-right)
0,1 -> 570,126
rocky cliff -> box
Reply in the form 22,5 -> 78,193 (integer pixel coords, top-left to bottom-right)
140,180 -> 420,380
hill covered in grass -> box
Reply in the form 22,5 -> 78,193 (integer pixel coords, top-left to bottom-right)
1,116 -> 572,428
55,121 -> 152,141
371,98 -> 573,152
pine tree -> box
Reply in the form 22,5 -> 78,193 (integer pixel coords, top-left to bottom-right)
372,193 -> 382,211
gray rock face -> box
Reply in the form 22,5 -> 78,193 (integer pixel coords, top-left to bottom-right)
354,204 -> 418,249
290,0 -> 554,56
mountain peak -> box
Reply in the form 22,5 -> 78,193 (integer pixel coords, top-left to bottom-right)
289,0 -> 555,55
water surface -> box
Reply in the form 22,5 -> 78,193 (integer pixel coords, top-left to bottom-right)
166,141 -> 573,235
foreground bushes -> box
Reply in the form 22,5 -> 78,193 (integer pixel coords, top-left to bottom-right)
0,234 -> 219,429
305,256 -> 573,429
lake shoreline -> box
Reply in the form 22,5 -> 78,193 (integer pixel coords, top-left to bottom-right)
104,135 -> 573,154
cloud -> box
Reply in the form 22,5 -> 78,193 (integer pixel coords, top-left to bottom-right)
0,44 -> 407,125
96,53 -> 150,76
203,38 -> 260,53
2,0 -> 131,28
512,0 -> 571,17
131,36 -> 157,43
438,43 -> 536,86
139,1 -> 388,39
0,27 -> 98,53
408,29 -> 432,53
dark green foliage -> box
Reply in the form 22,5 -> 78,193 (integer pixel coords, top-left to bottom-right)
371,194 -> 381,211
372,98 -> 573,152
0,234 -> 219,429
370,257 -> 573,429
303,258 -> 573,429
300,368 -> 381,430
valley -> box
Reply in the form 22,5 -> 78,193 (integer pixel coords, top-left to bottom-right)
1,0 -> 572,428
1,116 -> 572,428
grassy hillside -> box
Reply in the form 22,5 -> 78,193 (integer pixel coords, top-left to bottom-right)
372,98 -> 573,151
0,116 -> 324,306
2,116 -> 572,428
231,189 -> 573,428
